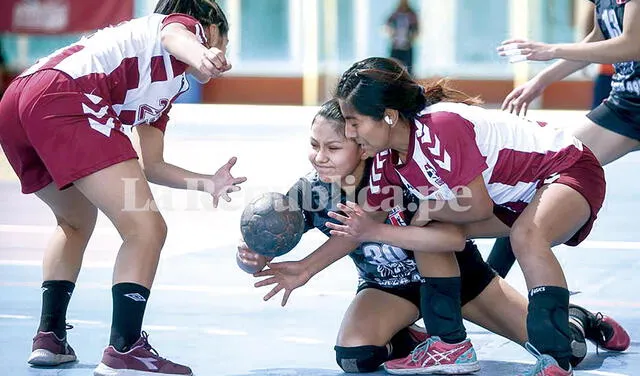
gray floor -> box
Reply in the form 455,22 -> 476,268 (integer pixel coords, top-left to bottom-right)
1,106 -> 638,375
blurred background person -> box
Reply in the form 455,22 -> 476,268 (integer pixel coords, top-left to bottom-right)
385,0 -> 419,75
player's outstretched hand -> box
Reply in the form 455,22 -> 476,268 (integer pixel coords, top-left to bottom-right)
236,241 -> 271,274
253,261 -> 311,307
500,78 -> 546,117
209,157 -> 247,208
326,201 -> 378,242
497,38 -> 556,63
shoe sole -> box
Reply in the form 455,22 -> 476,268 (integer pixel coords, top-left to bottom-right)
27,349 -> 76,366
94,362 -> 194,376
384,361 -> 480,375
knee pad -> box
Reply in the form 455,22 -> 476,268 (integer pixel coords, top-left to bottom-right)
334,345 -> 389,373
527,287 -> 572,360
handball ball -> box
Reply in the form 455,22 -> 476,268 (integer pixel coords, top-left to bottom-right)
240,192 -> 305,258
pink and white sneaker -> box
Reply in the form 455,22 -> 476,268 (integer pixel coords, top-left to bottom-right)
518,343 -> 573,376
384,336 -> 480,374
407,323 -> 431,344
94,331 -> 192,376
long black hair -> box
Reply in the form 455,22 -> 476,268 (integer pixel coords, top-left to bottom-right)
334,57 -> 481,121
154,0 -> 229,35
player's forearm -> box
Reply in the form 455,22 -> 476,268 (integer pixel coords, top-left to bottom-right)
369,222 -> 466,253
554,36 -> 640,64
300,237 -> 359,278
144,161 -> 212,191
534,30 -> 604,85
161,26 -> 208,71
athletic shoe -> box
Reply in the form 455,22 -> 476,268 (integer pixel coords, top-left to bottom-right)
570,304 -> 630,352
28,330 -> 77,366
384,336 -> 480,374
518,342 -> 573,376
94,331 -> 192,376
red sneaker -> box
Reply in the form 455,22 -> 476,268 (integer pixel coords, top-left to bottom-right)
28,331 -> 77,366
94,331 -> 192,376
384,336 -> 480,374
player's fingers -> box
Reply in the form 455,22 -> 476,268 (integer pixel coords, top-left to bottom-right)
212,195 -> 219,208
264,285 -> 282,301
253,268 -> 275,278
519,102 -> 529,117
501,90 -> 519,111
327,211 -> 349,223
226,156 -> 238,167
222,192 -> 232,202
325,221 -> 350,232
335,203 -> 355,215
281,290 -> 292,307
254,276 -> 277,288
233,176 -> 248,185
500,38 -> 527,46
329,229 -> 350,237
227,185 -> 242,193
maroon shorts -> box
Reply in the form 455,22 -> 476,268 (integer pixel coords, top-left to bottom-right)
494,147 -> 606,246
0,70 -> 137,193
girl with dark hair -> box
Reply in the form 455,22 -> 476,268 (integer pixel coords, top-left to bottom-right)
0,1 -> 243,375
237,99 -> 627,374
327,57 -> 611,375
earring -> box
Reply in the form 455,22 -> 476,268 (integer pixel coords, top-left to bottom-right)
384,116 -> 393,125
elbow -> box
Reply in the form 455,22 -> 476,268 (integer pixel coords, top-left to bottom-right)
141,161 -> 162,184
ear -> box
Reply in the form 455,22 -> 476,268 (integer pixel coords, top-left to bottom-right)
383,109 -> 399,126
359,148 -> 369,161
206,24 -> 221,48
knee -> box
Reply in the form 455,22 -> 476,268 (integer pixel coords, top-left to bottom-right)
121,212 -> 168,249
510,224 -> 548,257
56,205 -> 98,237
334,345 -> 389,373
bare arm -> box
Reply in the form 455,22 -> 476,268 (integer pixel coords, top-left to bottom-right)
160,23 -> 230,83
533,13 -> 605,86
416,175 -> 494,224
134,125 -> 213,191
553,0 -> 640,63
368,221 -> 466,253
326,202 -> 466,252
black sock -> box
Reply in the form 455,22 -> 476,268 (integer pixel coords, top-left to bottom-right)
528,286 -> 572,371
109,283 -> 150,352
420,277 -> 466,344
486,237 -> 516,278
38,280 -> 75,338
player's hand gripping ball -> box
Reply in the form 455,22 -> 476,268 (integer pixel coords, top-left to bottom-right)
240,192 -> 305,258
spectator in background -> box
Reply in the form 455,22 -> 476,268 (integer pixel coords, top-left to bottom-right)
385,0 -> 419,75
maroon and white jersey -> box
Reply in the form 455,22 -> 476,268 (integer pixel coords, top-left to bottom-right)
20,13 -> 207,133
368,102 -> 584,213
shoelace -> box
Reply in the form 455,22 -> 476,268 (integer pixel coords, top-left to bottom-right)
592,312 -> 606,355
140,331 -> 166,360
410,338 -> 435,363
522,342 -> 571,376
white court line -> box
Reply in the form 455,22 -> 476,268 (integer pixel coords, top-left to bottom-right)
0,314 -> 32,320
0,224 -> 114,235
204,328 -> 248,336
585,371 -> 629,376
